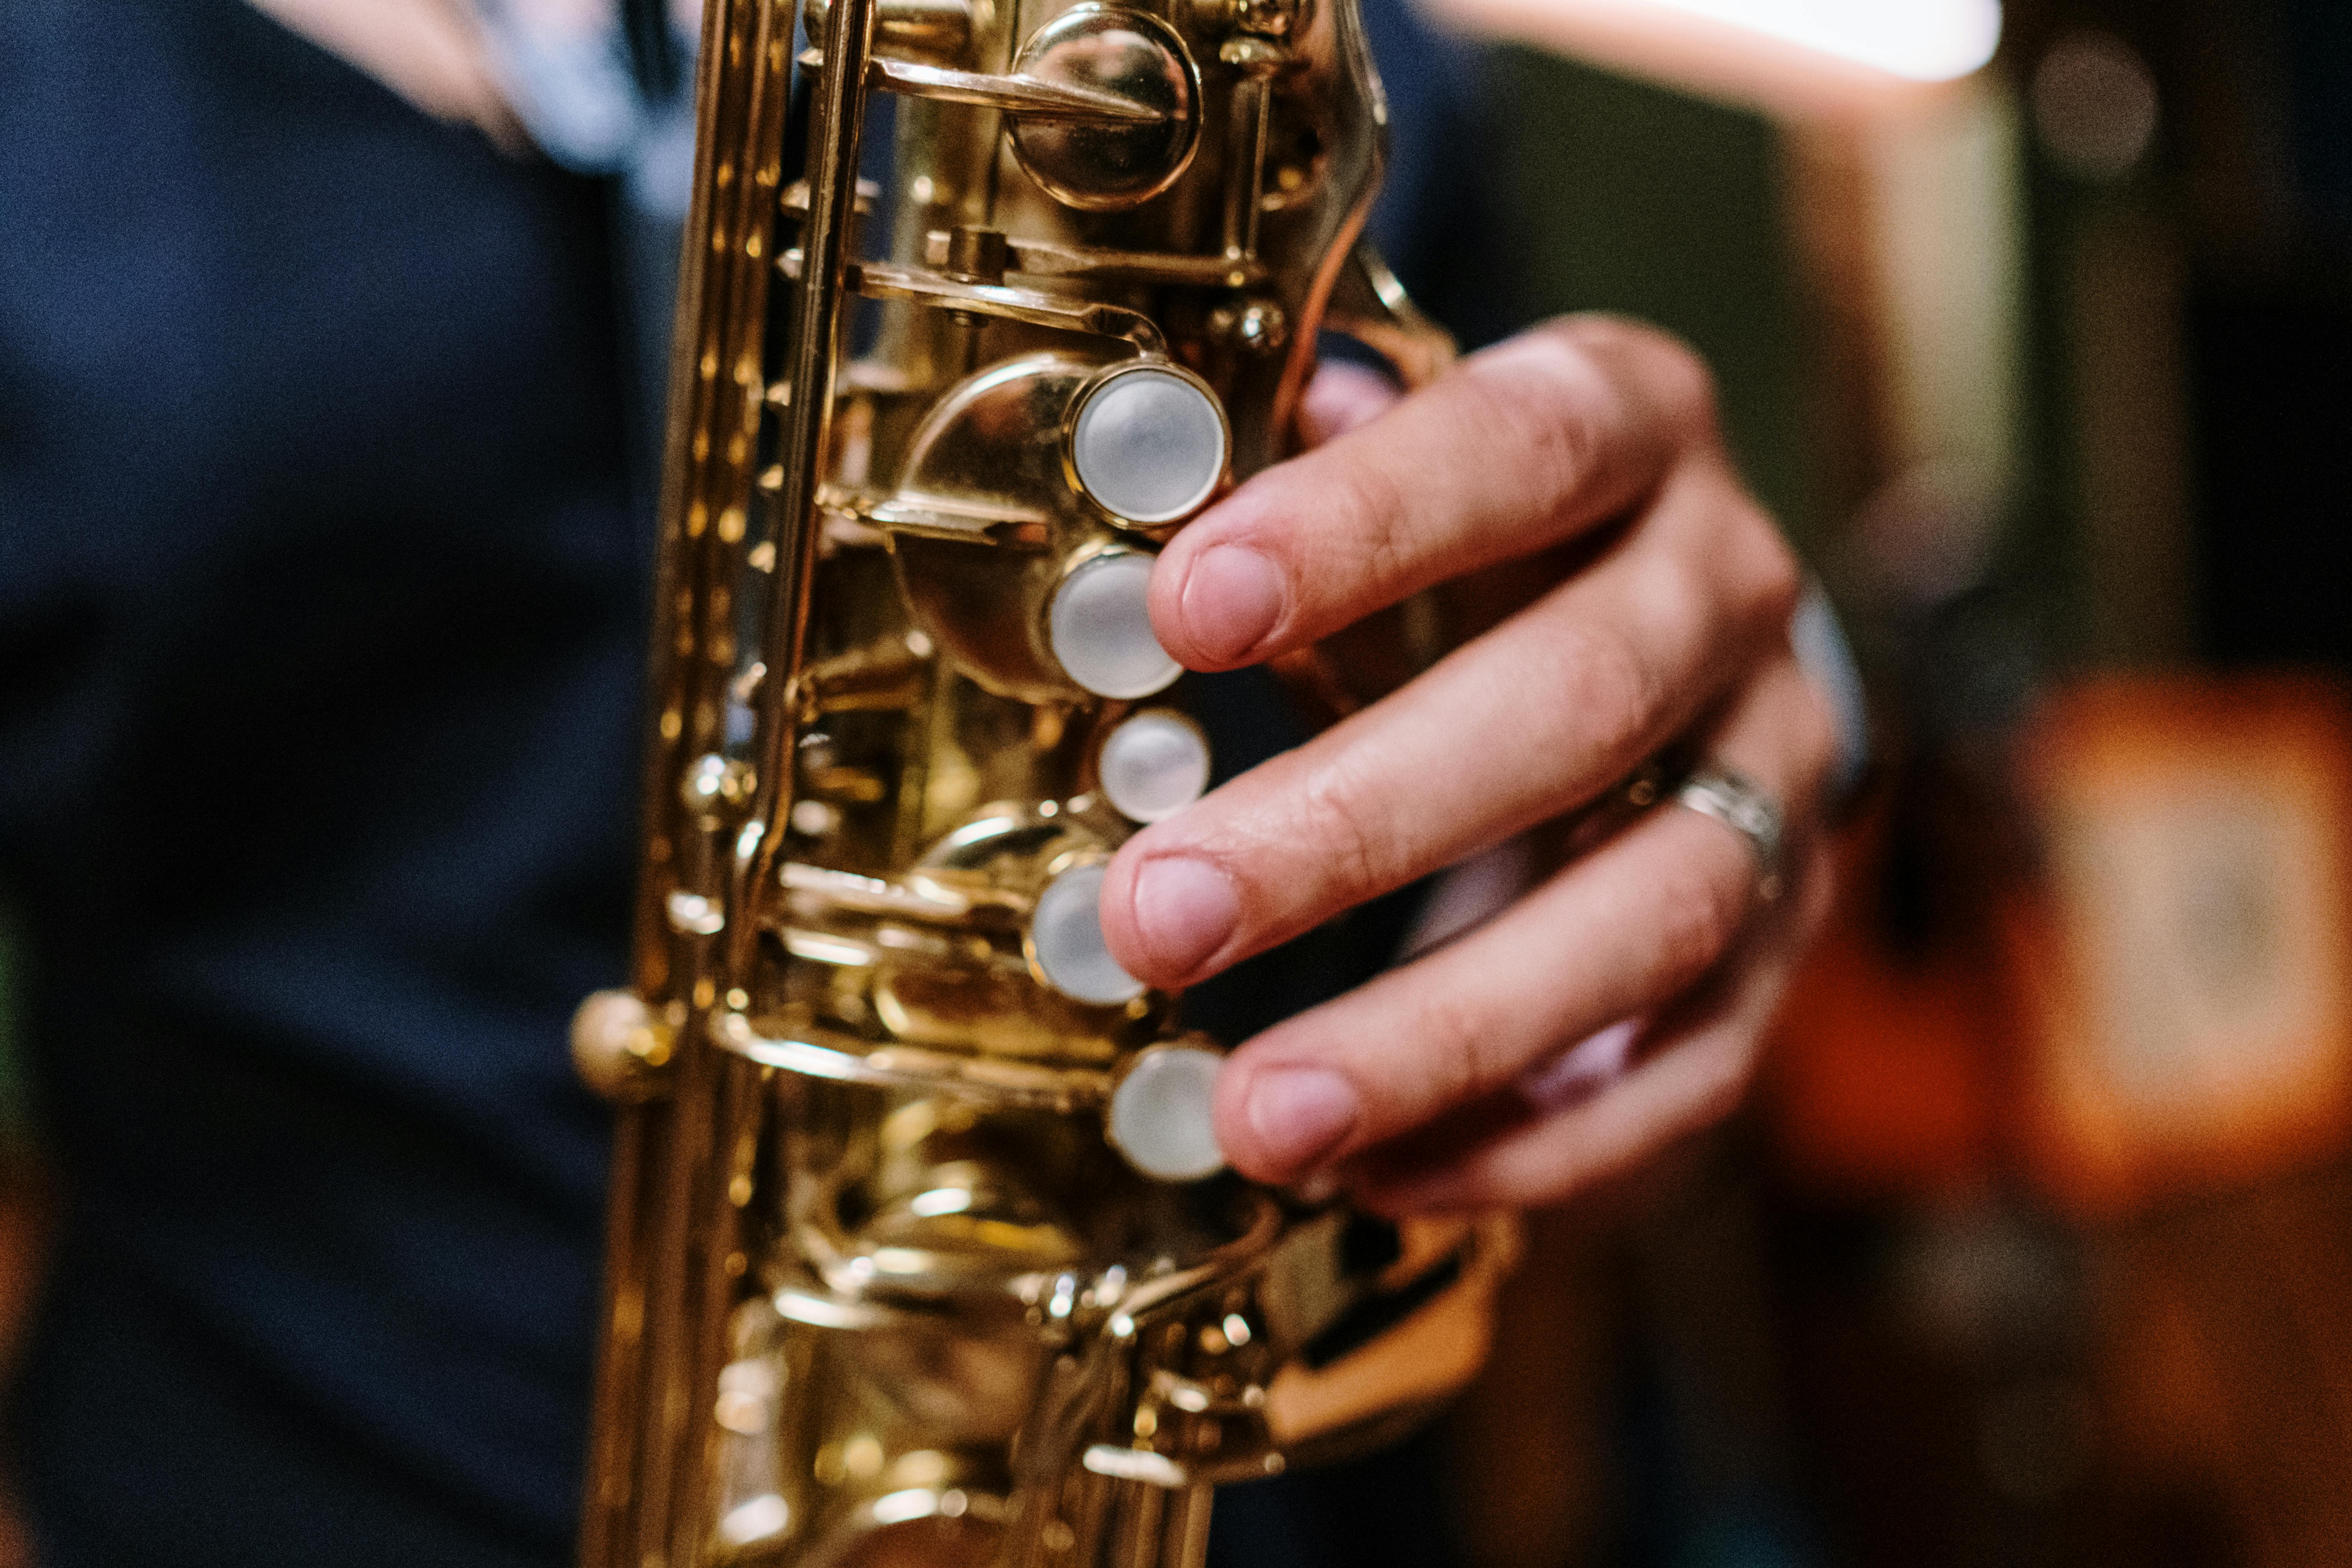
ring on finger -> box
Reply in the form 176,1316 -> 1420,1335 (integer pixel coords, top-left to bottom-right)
1674,764 -> 1784,902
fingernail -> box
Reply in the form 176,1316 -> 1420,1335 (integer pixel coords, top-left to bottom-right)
1129,856 -> 1240,976
1247,1067 -> 1361,1172
1519,1017 -> 1640,1112
1180,546 -> 1284,663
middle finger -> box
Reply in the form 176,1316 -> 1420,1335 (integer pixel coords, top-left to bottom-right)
1099,460 -> 1796,989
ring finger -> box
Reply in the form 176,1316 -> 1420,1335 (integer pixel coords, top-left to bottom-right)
1208,649 -> 1836,1184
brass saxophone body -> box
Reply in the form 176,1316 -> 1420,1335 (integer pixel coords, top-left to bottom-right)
571,0 -> 1498,1561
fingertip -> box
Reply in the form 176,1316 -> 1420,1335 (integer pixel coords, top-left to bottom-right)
1210,1054 -> 1274,1180
1213,1056 -> 1360,1184
1094,847 -> 1154,981
1098,848 -> 1240,988
1151,541 -> 1286,670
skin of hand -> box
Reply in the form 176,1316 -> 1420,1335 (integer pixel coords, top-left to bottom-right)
1096,315 -> 1842,1214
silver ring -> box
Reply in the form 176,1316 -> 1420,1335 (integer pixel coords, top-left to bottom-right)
1675,765 -> 1784,902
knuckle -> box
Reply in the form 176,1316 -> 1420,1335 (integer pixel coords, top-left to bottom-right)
1320,450 -> 1416,597
1547,617 -> 1666,769
1640,341 -> 1720,437
1467,340 -> 1616,504
1651,848 -> 1748,992
1409,985 -> 1504,1110
1293,756 -> 1397,906
1550,314 -> 1721,438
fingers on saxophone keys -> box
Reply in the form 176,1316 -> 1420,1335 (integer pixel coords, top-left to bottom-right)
1146,318 -> 1712,671
1205,797 -> 1764,1186
1100,480 -> 1793,993
1100,609 -> 1665,988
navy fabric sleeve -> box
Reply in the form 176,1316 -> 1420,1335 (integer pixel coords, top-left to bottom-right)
1355,0 -> 1515,353
2,4 -> 639,1562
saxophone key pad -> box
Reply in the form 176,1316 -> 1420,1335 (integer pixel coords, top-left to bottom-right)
1100,709 -> 1211,822
1068,362 -> 1229,525
1048,550 -> 1182,700
1028,860 -> 1147,1005
1108,1042 -> 1227,1182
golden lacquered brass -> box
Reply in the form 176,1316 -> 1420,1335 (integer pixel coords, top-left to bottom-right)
572,0 -> 1507,1563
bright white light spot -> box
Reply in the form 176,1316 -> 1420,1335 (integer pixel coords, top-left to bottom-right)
872,1489 -> 943,1525
1642,0 -> 2000,81
717,1359 -> 778,1399
908,1187 -> 975,1218
718,1495 -> 790,1545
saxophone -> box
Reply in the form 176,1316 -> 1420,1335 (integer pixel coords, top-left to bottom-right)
570,0 -> 1508,1561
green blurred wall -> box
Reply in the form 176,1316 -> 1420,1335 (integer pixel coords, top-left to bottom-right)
1487,48 -> 1827,562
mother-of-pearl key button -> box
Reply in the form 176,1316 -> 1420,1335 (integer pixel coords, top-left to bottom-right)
1108,1043 -> 1227,1182
1070,364 -> 1228,525
1029,862 -> 1147,1005
1099,710 -> 1210,823
1049,552 -> 1181,700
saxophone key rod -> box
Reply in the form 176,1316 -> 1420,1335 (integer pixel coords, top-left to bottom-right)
737,0 -> 882,965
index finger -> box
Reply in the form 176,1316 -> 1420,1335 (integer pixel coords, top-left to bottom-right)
1149,316 -> 1718,670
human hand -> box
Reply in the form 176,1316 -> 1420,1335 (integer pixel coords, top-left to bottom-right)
1098,317 -> 1842,1212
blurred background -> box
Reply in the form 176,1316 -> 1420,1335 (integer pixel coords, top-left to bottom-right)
1414,2 -> 2352,1566
9,0 -> 2352,1565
